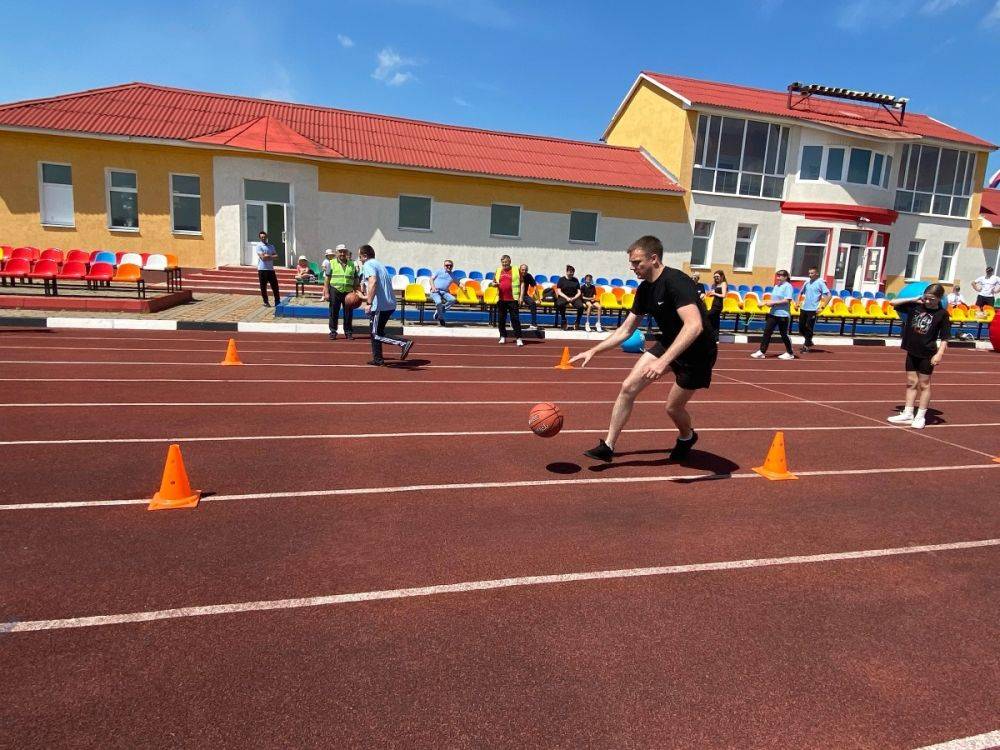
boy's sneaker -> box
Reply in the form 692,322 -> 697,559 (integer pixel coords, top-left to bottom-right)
328,333 -> 337,340
596,323 -> 604,332
516,339 -> 524,347
498,337 -> 506,345
910,415 -> 926,429
750,350 -> 765,359
583,440 -> 614,462
799,345 -> 810,353
367,359 -> 384,367
585,323 -> 591,332
778,352 -> 796,360
670,431 -> 699,460
400,340 -> 414,361
887,412 -> 914,424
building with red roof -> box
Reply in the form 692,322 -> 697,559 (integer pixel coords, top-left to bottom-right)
605,71 -> 996,294
0,82 -> 686,274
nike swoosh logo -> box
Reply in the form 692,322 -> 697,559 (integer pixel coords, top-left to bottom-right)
657,301 -> 665,305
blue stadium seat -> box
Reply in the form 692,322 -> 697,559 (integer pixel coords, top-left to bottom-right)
453,269 -> 467,280
851,290 -> 862,299
94,251 -> 117,265
549,275 -> 560,284
839,290 -> 852,299
764,285 -> 774,293
610,278 -> 624,287
398,266 -> 415,281
596,277 -> 609,286
416,267 -> 432,277
485,272 -> 495,280
751,285 -> 764,295
862,291 -> 875,299
874,291 -> 886,300
625,279 -> 638,288
737,285 -> 750,293
385,265 -> 396,276
469,271 -> 484,281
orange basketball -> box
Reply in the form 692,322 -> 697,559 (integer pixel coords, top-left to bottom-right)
528,402 -> 563,438
344,292 -> 361,309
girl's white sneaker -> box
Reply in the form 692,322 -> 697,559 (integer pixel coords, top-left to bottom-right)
750,351 -> 765,359
887,413 -> 914,424
910,415 -> 926,429
778,352 -> 795,360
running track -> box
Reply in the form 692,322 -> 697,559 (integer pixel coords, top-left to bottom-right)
1,329 -> 998,749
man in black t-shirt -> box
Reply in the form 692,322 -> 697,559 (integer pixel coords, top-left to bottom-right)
571,235 -> 718,463
555,265 -> 584,330
518,264 -> 539,328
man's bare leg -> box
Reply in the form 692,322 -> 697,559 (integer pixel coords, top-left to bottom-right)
665,384 -> 696,438
603,352 -> 657,450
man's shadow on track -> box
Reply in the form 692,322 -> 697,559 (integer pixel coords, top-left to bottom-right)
547,450 -> 739,483
385,358 -> 431,370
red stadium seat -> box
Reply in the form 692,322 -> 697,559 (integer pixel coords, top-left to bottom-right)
84,261 -> 115,285
57,260 -> 88,280
27,259 -> 60,294
40,248 -> 65,265
11,248 -> 34,262
66,249 -> 90,264
0,257 -> 31,282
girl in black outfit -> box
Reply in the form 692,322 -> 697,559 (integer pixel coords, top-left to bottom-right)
706,270 -> 727,341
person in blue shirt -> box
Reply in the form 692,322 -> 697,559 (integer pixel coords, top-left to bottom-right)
255,231 -> 281,307
429,260 -> 458,326
797,267 -> 830,353
359,245 -> 413,366
751,269 -> 795,360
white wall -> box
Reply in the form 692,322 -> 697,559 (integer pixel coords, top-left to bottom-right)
314,191 -> 691,279
213,156 -> 320,266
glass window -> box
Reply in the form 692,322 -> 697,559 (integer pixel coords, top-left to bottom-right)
938,242 -> 957,282
847,149 -> 872,184
734,224 -> 755,270
791,227 -> 828,278
916,147 -> 939,192
935,149 -> 958,194
398,195 -> 432,231
691,220 -> 714,267
893,144 -> 975,217
882,155 -> 893,189
870,153 -> 884,186
39,162 -> 74,226
693,114 -> 788,198
800,146 -> 822,180
904,240 -> 923,281
107,169 -> 138,229
825,148 -> 845,181
244,179 -> 290,203
171,174 -> 201,233
568,210 -> 598,243
490,203 -> 520,237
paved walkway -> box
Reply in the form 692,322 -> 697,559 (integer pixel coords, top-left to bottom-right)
0,292 -> 282,323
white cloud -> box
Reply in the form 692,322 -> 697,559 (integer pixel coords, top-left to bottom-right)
337,34 -> 354,48
920,0 -> 966,13
372,47 -> 418,86
835,0 -> 910,29
453,96 -> 471,107
984,0 -> 1000,24
258,64 -> 295,102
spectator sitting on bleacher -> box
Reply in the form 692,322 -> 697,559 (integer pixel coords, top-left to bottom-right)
580,274 -> 603,333
946,284 -> 964,307
555,265 -> 584,330
294,255 -> 317,283
430,259 -> 459,327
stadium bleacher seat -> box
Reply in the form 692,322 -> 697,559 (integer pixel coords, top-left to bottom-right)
625,279 -> 638,289
0,257 -> 31,284
398,266 -> 415,281
40,249 -> 64,264
596,277 -> 609,286
416,267 -> 432,278
27,259 -> 59,294
93,251 -> 116,266
84,261 -> 115,288
57,261 -> 87,281
385,265 -> 396,276
112,263 -> 146,298
391,274 -> 410,294
120,252 -> 143,267
468,271 -> 483,281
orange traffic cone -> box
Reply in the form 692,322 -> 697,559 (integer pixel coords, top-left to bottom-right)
220,338 -> 242,366
993,455 -> 1000,464
554,346 -> 574,370
148,444 -> 201,510
752,431 -> 798,481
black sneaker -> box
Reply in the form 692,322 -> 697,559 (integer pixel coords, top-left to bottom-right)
262,301 -> 271,307
670,431 -> 699,460
583,440 -> 614,462
400,340 -> 414,360
800,345 -> 810,353
329,333 -> 337,341
439,318 -> 446,327
367,359 -> 385,367
345,334 -> 354,340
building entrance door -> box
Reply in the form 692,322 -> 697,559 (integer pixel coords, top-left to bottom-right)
243,202 -> 289,266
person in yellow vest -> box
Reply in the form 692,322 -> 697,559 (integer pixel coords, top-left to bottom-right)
490,254 -> 524,346
324,244 -> 360,341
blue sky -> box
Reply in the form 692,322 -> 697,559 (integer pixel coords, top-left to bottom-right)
2,0 -> 998,179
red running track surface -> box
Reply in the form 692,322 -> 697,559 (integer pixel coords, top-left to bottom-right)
1,329 -> 998,748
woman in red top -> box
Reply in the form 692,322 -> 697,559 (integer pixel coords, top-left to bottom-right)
492,254 -> 524,346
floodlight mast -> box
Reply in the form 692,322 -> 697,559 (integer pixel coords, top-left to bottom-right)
787,82 -> 908,125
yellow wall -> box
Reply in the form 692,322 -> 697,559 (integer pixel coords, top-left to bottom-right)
964,154 -> 990,248
0,130 -> 216,267
317,161 -> 687,223
604,78 -> 696,208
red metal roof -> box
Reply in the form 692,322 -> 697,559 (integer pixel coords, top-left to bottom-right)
981,188 -> 1000,226
0,82 -> 682,193
641,72 -> 995,150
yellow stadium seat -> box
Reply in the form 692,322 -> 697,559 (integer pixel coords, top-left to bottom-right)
404,283 -> 427,303
483,286 -> 499,305
622,292 -> 635,308
722,297 -> 742,314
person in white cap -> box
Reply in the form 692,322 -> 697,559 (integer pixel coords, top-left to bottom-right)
324,244 -> 360,341
294,254 -> 317,284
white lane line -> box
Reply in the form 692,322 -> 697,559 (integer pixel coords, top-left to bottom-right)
3,399 -> 998,408
3,423 -> 999,447
717,374 -> 999,461
914,731 -> 1000,750
7,538 -> 999,633
2,345 -> 995,373
2,462 -> 997,511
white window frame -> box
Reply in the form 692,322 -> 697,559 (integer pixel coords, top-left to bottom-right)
397,194 -> 433,232
489,202 -> 522,239
733,224 -> 756,271
692,114 -> 789,201
938,241 -> 958,283
690,220 -> 714,269
568,209 -> 600,245
37,161 -> 75,228
169,172 -> 202,235
895,145 -> 976,219
904,239 -> 924,282
796,145 -> 890,190
106,168 -> 139,231
798,145 -> 824,182
790,227 -> 831,281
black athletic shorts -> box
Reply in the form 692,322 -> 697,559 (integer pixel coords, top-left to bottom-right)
904,353 -> 935,375
975,295 -> 995,308
648,341 -> 718,390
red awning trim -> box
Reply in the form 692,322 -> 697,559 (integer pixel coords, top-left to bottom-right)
780,201 -> 899,225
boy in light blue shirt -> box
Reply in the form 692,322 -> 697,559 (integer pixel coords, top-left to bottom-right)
797,267 -> 830,352
751,269 -> 796,359
359,245 -> 413,366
